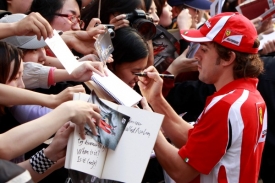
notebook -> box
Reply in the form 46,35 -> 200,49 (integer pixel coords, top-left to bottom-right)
91,67 -> 142,107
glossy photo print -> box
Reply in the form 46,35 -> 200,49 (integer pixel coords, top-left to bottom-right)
85,92 -> 130,150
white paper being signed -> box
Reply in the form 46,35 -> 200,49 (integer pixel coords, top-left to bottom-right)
45,30 -> 79,74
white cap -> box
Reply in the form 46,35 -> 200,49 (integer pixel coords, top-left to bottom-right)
0,13 -> 47,49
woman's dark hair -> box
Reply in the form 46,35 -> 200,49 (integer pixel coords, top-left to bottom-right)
81,0 -> 142,29
0,42 -> 23,84
154,0 -> 166,17
213,39 -> 264,79
0,41 -> 23,114
29,0 -> 82,23
143,0 -> 153,12
109,27 -> 149,70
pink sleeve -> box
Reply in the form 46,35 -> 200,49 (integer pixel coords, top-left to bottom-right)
47,67 -> 56,86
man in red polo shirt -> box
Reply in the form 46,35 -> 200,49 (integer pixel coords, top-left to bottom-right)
138,12 -> 267,183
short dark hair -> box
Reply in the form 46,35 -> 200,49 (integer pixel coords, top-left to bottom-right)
29,0 -> 82,23
81,0 -> 142,30
213,40 -> 264,79
109,27 -> 149,70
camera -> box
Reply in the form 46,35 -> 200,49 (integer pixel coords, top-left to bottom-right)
104,24 -> 115,38
96,23 -> 115,38
125,9 -> 156,40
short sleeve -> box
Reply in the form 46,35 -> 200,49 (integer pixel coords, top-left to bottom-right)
178,100 -> 231,174
23,62 -> 51,89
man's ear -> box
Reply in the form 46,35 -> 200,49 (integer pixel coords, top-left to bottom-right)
222,51 -> 236,67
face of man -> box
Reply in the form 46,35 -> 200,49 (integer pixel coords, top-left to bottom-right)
194,42 -> 224,85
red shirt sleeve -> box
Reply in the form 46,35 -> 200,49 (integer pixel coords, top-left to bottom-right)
178,100 -> 230,174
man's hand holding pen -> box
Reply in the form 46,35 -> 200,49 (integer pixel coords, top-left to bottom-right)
137,66 -> 164,104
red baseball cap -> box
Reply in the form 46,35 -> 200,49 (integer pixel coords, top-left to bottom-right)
180,12 -> 259,54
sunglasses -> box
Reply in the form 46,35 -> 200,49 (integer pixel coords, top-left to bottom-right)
55,13 -> 85,29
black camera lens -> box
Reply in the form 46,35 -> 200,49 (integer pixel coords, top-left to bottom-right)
107,28 -> 115,38
125,9 -> 157,40
131,19 -> 156,40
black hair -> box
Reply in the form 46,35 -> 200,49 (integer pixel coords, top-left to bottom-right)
154,0 -> 166,17
110,27 -> 149,70
0,41 -> 22,84
0,41 -> 23,114
81,0 -> 142,30
143,0 -> 153,12
213,40 -> 264,79
29,0 -> 82,23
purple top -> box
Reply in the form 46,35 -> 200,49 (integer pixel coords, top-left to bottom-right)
10,105 -> 52,124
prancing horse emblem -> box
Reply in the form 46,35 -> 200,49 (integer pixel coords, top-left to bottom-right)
225,30 -> 231,36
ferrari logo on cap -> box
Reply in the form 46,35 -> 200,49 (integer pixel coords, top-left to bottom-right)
225,30 -> 231,36
184,31 -> 188,35
222,29 -> 243,46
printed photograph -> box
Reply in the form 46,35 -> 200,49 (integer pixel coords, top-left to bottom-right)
85,91 -> 130,150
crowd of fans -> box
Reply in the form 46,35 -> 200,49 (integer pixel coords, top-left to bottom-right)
0,0 -> 274,182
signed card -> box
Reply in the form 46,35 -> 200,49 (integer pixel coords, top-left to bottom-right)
45,30 -> 79,74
